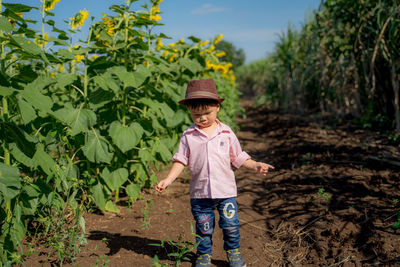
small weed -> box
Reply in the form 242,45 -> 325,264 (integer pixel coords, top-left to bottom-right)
141,199 -> 154,230
388,133 -> 400,144
166,208 -> 174,214
392,198 -> 399,204
151,255 -> 169,266
317,187 -> 331,200
94,254 -> 110,267
300,152 -> 312,165
150,222 -> 199,267
392,212 -> 400,230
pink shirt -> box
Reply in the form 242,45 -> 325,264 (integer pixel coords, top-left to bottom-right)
172,121 -> 250,199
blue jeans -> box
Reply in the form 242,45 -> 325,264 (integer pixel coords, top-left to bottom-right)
190,197 -> 241,255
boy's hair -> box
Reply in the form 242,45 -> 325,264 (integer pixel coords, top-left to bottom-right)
184,98 -> 220,110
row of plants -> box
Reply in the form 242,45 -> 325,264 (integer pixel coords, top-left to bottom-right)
238,0 -> 400,133
0,0 -> 241,265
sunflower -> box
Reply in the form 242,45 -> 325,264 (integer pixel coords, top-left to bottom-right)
156,38 -> 163,51
200,40 -> 209,47
214,34 -> 224,45
102,14 -> 115,36
215,51 -> 226,57
150,0 -> 162,22
69,9 -> 89,30
42,0 -> 61,12
34,33 -> 49,48
72,54 -> 84,65
150,6 -> 161,21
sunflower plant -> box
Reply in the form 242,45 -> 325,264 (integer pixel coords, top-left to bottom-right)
0,0 -> 241,264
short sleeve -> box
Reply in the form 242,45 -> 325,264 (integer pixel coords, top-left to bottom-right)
172,133 -> 189,166
229,131 -> 251,168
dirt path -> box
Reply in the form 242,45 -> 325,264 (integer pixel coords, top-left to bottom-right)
27,102 -> 400,266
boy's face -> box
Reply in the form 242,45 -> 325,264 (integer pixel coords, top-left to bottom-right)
189,104 -> 220,129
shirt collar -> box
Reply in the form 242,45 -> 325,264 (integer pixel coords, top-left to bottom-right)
187,119 -> 225,138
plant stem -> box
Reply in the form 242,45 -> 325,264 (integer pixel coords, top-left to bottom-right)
121,0 -> 131,127
83,25 -> 93,105
115,188 -> 119,203
0,0 -> 10,165
41,0 -> 45,50
0,0 -> 4,62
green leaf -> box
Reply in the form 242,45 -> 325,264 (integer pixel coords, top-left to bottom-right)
47,36 -> 69,46
21,77 -> 54,114
55,73 -> 78,88
109,121 -> 143,153
9,143 -> 36,168
17,98 -> 37,124
132,65 -> 151,87
167,110 -> 186,127
3,3 -> 36,13
130,163 -> 146,183
139,149 -> 155,164
110,65 -> 150,88
11,217 -> 26,243
105,200 -> 120,213
126,183 -> 141,201
179,58 -> 202,74
91,183 -> 109,211
11,35 -> 42,55
57,49 -> 75,60
139,98 -> 165,117
159,102 -> 174,118
101,167 -> 129,191
0,122 -> 36,159
33,144 -> 56,175
88,88 -> 115,107
155,140 -> 172,162
83,129 -> 113,163
20,184 -> 40,216
93,75 -> 109,91
0,17 -> 13,32
0,163 -> 21,201
79,215 -> 86,233
93,72 -> 120,93
0,86 -> 16,97
53,105 -> 97,135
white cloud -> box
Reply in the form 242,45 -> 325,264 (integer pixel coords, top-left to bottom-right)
191,4 -> 228,15
223,28 -> 281,43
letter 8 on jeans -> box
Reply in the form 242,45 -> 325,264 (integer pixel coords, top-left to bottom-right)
190,197 -> 241,255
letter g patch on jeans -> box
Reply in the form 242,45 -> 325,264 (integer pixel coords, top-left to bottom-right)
223,202 -> 235,219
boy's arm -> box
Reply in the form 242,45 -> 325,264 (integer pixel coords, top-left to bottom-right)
242,158 -> 274,176
155,161 -> 185,193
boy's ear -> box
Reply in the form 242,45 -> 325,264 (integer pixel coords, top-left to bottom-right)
216,103 -> 220,111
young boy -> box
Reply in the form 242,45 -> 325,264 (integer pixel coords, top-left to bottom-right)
155,79 -> 274,267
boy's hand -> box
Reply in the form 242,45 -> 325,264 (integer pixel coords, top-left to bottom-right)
255,162 -> 275,176
155,178 -> 172,193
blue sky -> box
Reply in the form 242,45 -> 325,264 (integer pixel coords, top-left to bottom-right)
4,0 -> 321,63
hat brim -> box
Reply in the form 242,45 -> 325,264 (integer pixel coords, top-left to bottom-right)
179,97 -> 225,106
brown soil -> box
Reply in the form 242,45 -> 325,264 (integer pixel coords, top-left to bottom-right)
25,102 -> 400,267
